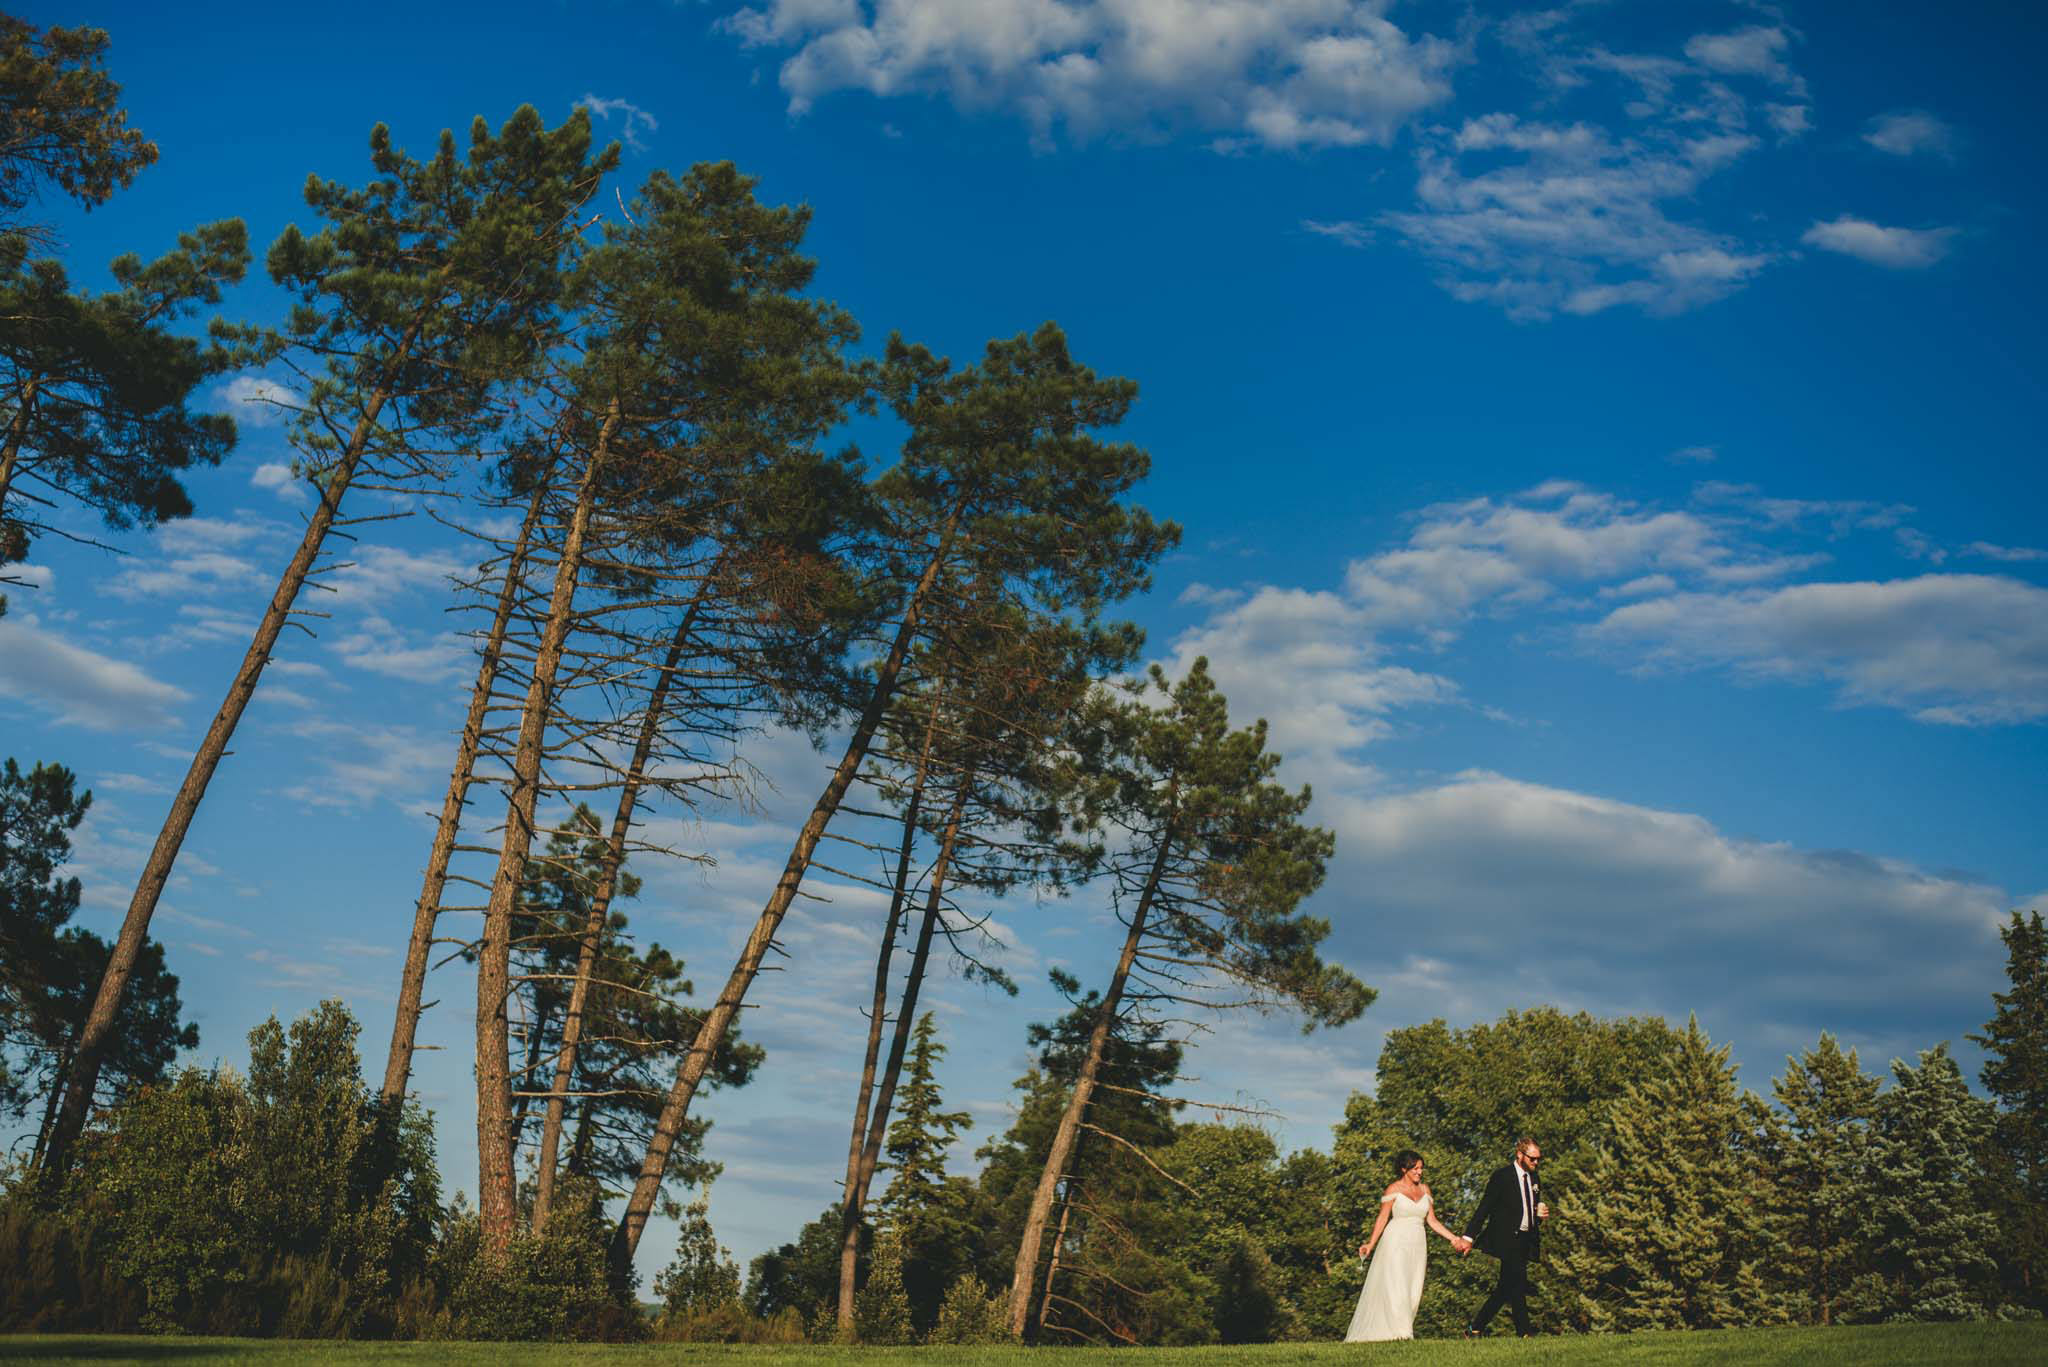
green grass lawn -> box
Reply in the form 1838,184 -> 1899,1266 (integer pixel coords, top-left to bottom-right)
2,1325 -> 2045,1365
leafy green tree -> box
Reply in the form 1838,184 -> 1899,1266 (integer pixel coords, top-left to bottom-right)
1006,657 -> 1369,1336
0,18 -> 157,234
1972,909 -> 2048,1310
929,1274 -> 1008,1344
61,1001 -> 438,1334
46,107 -> 615,1180
1326,1006 -> 1689,1337
1553,1018 -> 1787,1331
1847,1045 -> 2002,1322
854,1227 -> 914,1344
240,1003 -> 440,1293
1771,1033 -> 1880,1325
653,1197 -> 741,1315
746,1206 -> 862,1331
0,758 -> 194,1159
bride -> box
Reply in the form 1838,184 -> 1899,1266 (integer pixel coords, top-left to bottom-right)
1345,1150 -> 1470,1342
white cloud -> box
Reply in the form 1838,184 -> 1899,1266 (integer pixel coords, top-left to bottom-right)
0,614 -> 189,730
1,560 -> 54,592
1765,102 -> 1810,139
1802,216 -> 1957,269
250,462 -> 307,504
1589,574 -> 2048,725
280,719 -> 455,812
1342,484 -> 1755,635
1668,444 -> 1717,465
329,614 -> 472,686
213,375 -> 300,428
326,544 -> 469,609
1864,109 -> 1955,159
1317,772 -> 2009,1062
1683,26 -> 1805,95
1159,585 -> 1460,790
575,93 -> 660,151
722,0 -> 1458,150
1383,115 -> 1772,319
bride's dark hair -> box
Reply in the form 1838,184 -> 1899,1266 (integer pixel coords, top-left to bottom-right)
1392,1149 -> 1423,1177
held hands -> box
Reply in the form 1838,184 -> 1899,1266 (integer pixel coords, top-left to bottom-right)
1450,1235 -> 1472,1254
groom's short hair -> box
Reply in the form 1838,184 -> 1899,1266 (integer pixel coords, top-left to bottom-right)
1514,1136 -> 1538,1156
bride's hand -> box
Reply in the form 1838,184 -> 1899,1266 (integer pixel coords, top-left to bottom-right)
1358,1241 -> 1374,1259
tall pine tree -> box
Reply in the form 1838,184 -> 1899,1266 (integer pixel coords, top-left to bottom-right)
1847,1045 -> 2001,1322
874,1011 -> 975,1334
1971,909 -> 2048,1311
1770,1033 -> 1880,1326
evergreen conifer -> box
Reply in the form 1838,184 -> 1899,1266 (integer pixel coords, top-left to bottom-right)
1554,1017 -> 1786,1331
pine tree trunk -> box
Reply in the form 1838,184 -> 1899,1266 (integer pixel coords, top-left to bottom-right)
611,532 -> 957,1263
0,376 -> 38,518
530,572 -> 717,1232
30,1043 -> 69,1164
1005,817 -> 1175,1339
1038,1186 -> 1074,1330
381,479 -> 548,1106
477,401 -> 617,1250
43,350 -> 418,1179
836,768 -> 969,1330
832,703 -> 942,1331
508,997 -> 555,1145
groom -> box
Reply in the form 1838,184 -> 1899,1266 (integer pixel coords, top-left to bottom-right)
1459,1136 -> 1547,1338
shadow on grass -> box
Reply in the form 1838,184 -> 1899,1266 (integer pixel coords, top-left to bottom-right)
0,1341 -> 245,1360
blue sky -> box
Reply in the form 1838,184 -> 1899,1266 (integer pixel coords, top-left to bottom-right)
4,0 -> 2045,1275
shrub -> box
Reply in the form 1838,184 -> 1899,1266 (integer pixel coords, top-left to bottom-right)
930,1274 -> 1010,1345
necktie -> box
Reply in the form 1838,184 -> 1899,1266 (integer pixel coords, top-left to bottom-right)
1521,1169 -> 1533,1230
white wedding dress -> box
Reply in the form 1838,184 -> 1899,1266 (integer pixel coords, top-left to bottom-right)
1344,1190 -> 1429,1342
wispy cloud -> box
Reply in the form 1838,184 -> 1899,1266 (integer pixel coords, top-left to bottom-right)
575,93 -> 660,151
0,614 -> 189,730
1302,218 -> 1372,249
1802,216 -> 1957,269
1864,109 -> 1956,160
1588,574 -> 2048,725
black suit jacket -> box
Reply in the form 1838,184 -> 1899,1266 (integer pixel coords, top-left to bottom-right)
1463,1162 -> 1540,1260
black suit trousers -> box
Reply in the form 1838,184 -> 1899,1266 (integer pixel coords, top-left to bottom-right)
1472,1231 -> 1536,1336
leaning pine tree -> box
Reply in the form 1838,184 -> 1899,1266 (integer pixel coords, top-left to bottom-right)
41,107 -> 615,1177
831,594 -> 1130,1333
1006,656 -> 1372,1338
465,162 -> 862,1250
615,324 -> 1177,1263
1554,1017 -> 1788,1331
